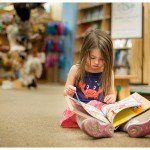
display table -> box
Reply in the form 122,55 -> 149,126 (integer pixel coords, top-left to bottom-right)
115,75 -> 136,100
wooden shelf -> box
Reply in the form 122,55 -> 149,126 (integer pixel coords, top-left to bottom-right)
114,47 -> 131,50
115,75 -> 136,80
78,3 -> 104,10
77,16 -> 110,25
75,30 -> 110,40
75,33 -> 85,39
114,65 -> 129,68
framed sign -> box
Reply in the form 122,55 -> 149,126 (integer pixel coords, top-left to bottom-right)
111,3 -> 143,39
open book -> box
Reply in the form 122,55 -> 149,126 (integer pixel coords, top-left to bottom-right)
65,92 -> 150,128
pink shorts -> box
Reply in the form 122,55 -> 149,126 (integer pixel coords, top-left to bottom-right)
60,100 -> 104,128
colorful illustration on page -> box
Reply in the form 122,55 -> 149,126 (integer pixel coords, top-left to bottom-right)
112,96 -> 143,114
80,101 -> 110,123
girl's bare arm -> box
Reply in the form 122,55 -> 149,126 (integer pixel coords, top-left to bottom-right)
64,65 -> 78,97
104,71 -> 116,104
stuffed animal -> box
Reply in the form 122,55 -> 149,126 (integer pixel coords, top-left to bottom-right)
6,24 -> 25,53
20,57 -> 42,89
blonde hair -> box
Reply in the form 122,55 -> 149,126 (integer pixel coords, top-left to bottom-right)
76,29 -> 114,95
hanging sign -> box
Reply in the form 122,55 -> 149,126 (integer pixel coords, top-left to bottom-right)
111,3 -> 142,39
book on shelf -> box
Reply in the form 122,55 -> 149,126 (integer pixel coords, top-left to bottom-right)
91,8 -> 103,20
118,50 -> 128,66
83,10 -> 92,21
115,50 -> 128,66
65,92 -> 150,128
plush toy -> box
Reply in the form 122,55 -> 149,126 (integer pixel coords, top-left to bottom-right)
20,57 -> 42,89
6,24 -> 25,53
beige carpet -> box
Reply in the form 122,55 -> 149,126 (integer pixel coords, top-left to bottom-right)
0,84 -> 150,147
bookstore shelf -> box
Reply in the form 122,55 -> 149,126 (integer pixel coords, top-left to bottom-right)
74,3 -> 111,63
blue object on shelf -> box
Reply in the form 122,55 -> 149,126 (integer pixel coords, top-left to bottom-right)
47,23 -> 56,35
47,39 -> 52,52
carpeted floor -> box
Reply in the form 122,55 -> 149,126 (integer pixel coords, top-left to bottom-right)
0,84 -> 150,147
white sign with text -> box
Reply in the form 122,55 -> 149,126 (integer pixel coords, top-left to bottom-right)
111,3 -> 142,39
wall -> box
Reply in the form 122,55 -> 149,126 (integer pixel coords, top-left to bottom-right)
59,3 -> 78,82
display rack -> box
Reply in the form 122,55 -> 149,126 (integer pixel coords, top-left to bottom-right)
42,21 -> 68,83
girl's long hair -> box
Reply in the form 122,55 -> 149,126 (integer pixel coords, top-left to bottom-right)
75,29 -> 114,95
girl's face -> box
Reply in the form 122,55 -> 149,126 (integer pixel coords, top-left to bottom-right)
86,48 -> 104,72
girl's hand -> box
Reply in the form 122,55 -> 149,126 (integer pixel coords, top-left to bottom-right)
65,85 -> 76,97
104,94 -> 116,104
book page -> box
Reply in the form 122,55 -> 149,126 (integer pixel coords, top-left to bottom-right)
102,93 -> 143,119
112,108 -> 138,127
79,101 -> 110,123
66,96 -> 92,119
102,92 -> 150,127
66,96 -> 110,123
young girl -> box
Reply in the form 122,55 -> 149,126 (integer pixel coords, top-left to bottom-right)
60,29 -> 116,138
60,29 -> 150,138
